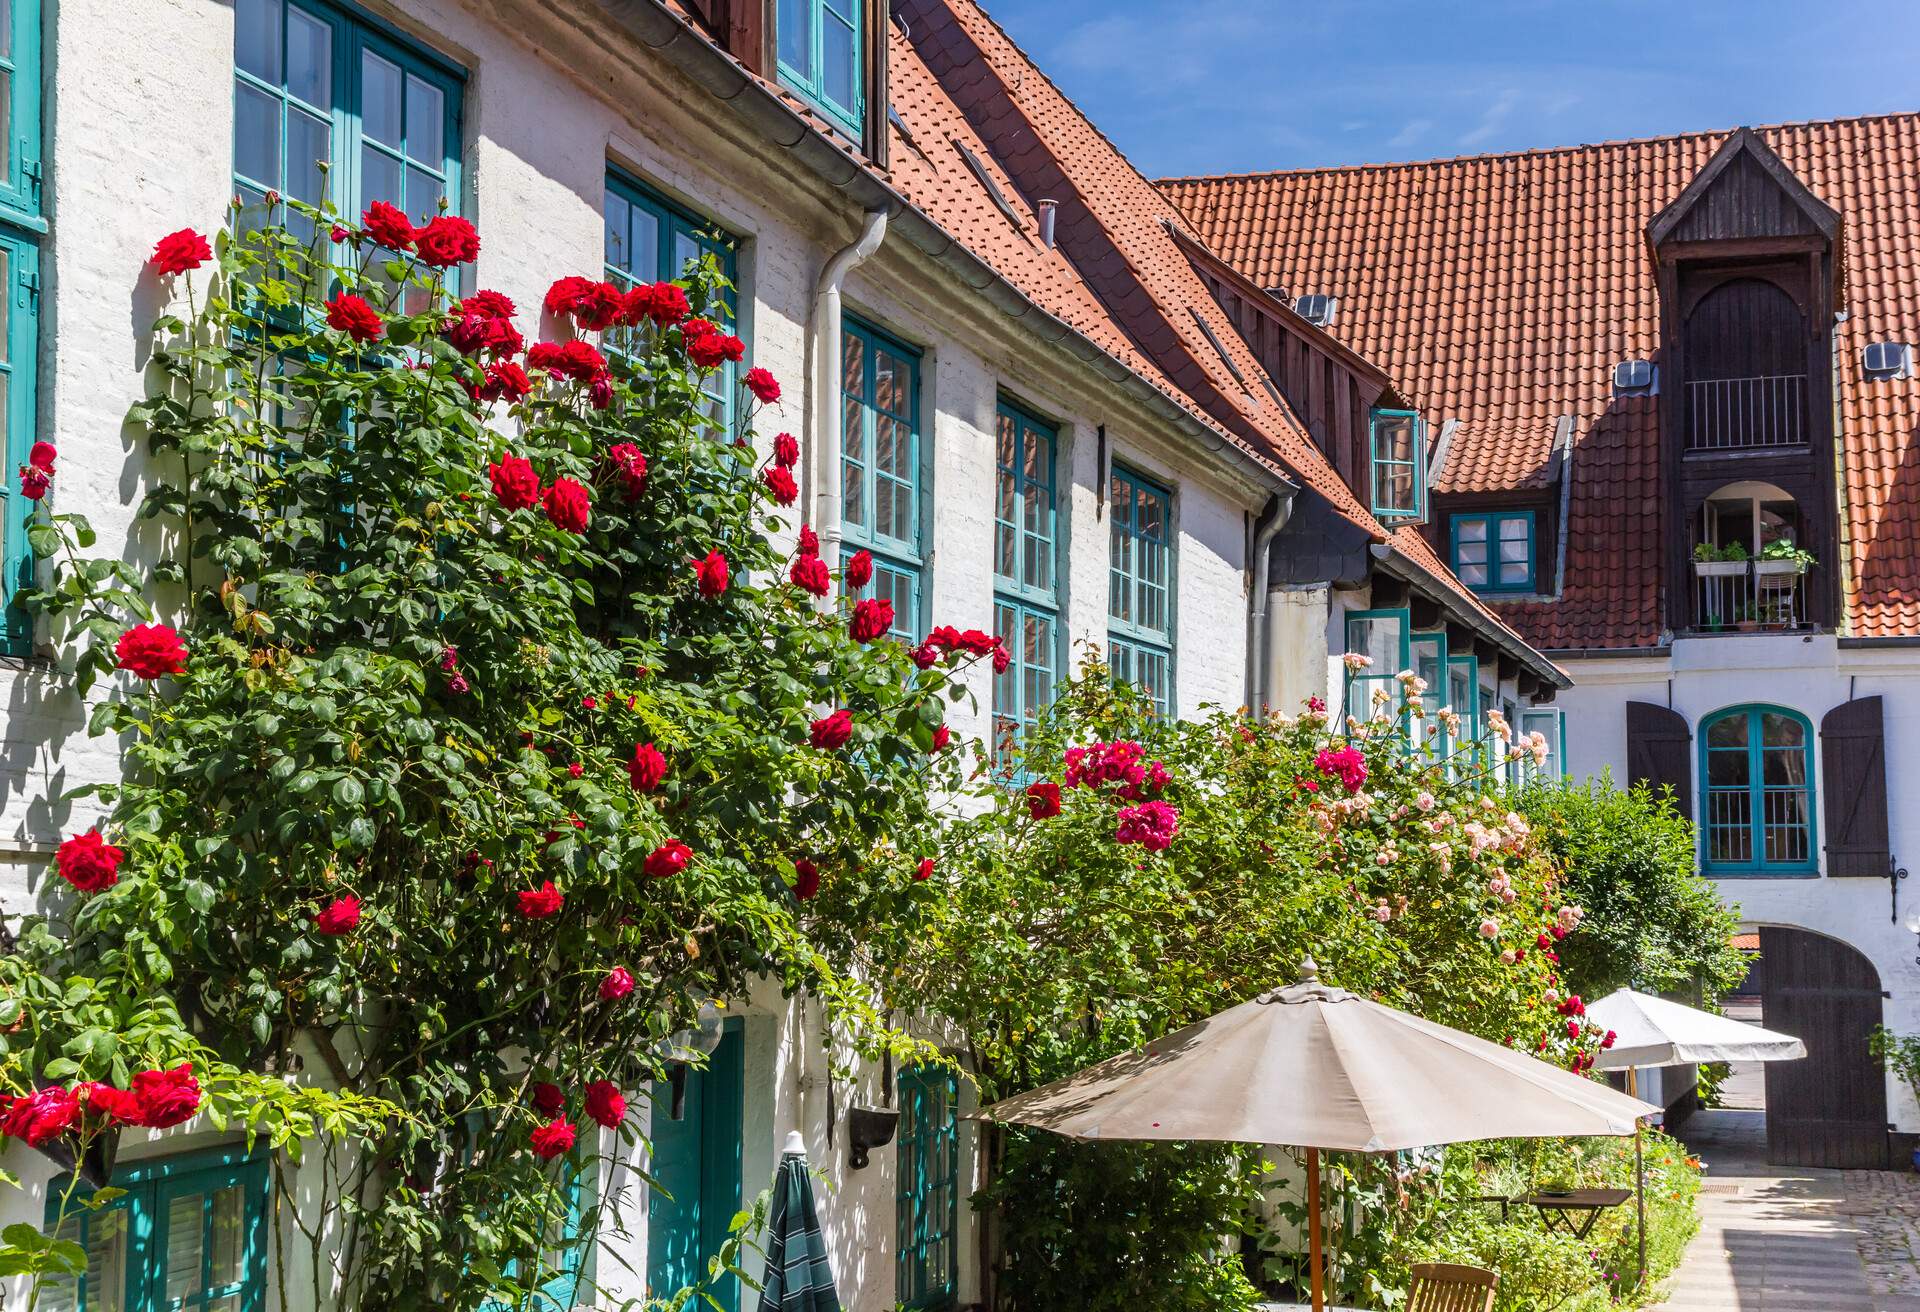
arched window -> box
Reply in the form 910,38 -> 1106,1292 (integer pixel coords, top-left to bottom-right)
1700,705 -> 1817,875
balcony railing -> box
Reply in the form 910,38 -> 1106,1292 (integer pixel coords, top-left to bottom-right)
1691,560 -> 1807,633
1685,373 -> 1808,450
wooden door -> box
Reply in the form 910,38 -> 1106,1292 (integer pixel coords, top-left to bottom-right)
648,1026 -> 745,1309
1759,927 -> 1889,1168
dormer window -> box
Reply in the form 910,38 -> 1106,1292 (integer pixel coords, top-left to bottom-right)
777,0 -> 863,138
1368,409 -> 1426,520
1864,342 -> 1912,380
1294,293 -> 1337,327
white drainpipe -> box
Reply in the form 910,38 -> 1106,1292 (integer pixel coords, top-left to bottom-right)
1246,492 -> 1294,713
810,208 -> 890,599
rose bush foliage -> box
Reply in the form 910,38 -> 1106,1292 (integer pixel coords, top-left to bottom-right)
2,197 -> 974,1309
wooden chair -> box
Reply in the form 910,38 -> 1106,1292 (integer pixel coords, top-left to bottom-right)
1407,1261 -> 1499,1312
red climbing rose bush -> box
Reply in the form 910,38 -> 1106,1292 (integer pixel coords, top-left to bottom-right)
5,197 -> 971,1309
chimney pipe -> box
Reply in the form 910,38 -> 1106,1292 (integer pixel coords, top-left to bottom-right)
1037,199 -> 1057,249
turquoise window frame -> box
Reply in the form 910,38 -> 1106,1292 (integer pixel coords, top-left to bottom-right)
1108,465 -> 1175,716
604,169 -> 739,432
1502,697 -> 1522,789
0,0 -> 43,231
1449,510 -> 1537,595
1343,607 -> 1410,726
1410,630 -> 1448,758
993,596 -> 1060,773
232,0 -> 465,249
1445,654 -> 1479,775
0,230 -> 39,656
45,1144 -> 271,1312
1699,704 -> 1818,877
993,400 -> 1061,766
1368,409 -> 1426,521
840,316 -> 923,636
775,0 -> 864,138
1519,706 -> 1569,783
895,1065 -> 959,1310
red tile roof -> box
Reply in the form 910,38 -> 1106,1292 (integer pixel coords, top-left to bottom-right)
1161,115 -> 1920,646
1435,417 -> 1563,495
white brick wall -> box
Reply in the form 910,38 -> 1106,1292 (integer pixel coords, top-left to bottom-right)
1,0 -> 1280,1307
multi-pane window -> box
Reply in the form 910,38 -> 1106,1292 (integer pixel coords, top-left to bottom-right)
1451,511 -> 1536,594
842,318 -> 922,637
1343,608 -> 1409,726
1445,654 -> 1479,775
1368,409 -> 1426,520
776,0 -> 863,137
1108,467 -> 1174,716
604,172 -> 738,430
1410,631 -> 1447,757
1502,697 -> 1522,788
1701,705 -> 1816,874
1519,706 -> 1568,783
0,0 -> 37,657
896,1065 -> 959,1309
993,401 -> 1059,761
44,1149 -> 269,1312
233,0 -> 464,256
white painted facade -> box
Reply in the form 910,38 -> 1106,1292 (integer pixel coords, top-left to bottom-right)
0,0 -> 1288,1308
1557,635 -> 1920,1134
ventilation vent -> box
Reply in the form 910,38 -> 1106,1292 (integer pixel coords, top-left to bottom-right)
1264,285 -> 1290,305
1612,359 -> 1656,395
1864,342 -> 1913,379
1294,294 -> 1337,327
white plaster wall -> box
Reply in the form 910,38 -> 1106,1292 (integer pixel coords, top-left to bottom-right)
1558,634 -> 1920,1133
1267,584 -> 1331,717
5,0 -> 1274,1306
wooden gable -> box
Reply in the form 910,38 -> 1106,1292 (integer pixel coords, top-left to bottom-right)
1647,127 -> 1840,252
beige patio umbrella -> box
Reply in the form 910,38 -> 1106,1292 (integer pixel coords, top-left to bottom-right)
983,961 -> 1657,1311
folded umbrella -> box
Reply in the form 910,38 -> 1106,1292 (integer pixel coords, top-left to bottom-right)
756,1133 -> 841,1312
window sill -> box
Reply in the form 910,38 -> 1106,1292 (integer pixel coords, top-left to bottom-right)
1703,869 -> 1821,880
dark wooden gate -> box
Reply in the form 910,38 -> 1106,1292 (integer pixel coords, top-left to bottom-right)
1759,926 -> 1889,1168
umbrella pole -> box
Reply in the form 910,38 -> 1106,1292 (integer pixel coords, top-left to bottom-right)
1636,1123 -> 1648,1289
1306,1146 -> 1325,1312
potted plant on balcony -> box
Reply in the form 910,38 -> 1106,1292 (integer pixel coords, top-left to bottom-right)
1692,541 -> 1749,577
1755,536 -> 1816,581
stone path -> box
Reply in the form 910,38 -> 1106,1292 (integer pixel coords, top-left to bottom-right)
1648,1107 -> 1920,1311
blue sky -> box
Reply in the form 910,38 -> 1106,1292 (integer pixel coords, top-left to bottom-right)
979,0 -> 1920,177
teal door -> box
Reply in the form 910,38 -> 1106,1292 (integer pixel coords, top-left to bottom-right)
648,1024 -> 744,1310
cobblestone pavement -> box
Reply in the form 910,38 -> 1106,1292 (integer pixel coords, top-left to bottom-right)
1648,1107 -> 1920,1311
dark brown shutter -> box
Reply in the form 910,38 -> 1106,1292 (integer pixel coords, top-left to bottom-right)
862,0 -> 891,168
1821,696 -> 1890,877
1626,701 -> 1692,819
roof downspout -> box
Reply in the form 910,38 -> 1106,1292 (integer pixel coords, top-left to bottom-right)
1551,414 -> 1575,597
1245,491 -> 1293,713
810,208 -> 889,599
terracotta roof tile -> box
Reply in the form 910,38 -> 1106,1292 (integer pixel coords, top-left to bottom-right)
1162,115 -> 1920,646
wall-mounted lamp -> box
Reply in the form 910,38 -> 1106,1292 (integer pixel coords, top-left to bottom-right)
846,1106 -> 900,1170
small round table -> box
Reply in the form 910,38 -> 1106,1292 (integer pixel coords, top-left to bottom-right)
1523,1187 -> 1633,1239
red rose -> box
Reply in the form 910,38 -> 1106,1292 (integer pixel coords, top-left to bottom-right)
629,743 -> 667,792
589,371 -> 612,410
473,360 -> 533,404
55,831 -> 124,893
517,880 -> 564,919
991,642 -> 1011,675
790,554 -> 830,597
1025,781 -> 1063,819
845,550 -> 873,589
849,597 -> 894,643
543,477 -> 591,534
529,1116 -> 576,1160
446,308 -> 523,359
683,321 -> 745,369
115,623 -> 188,680
329,223 -> 350,243
547,278 -> 623,331
621,281 -> 690,327
792,858 -> 821,901
527,339 -> 608,383
150,228 -> 212,275
1602,1029 -> 1617,1049
774,433 -> 800,468
606,443 -> 649,498
955,629 -> 996,656
1,1086 -> 80,1146
763,465 -> 798,506
413,215 -> 480,267
28,442 -> 56,473
490,454 -> 541,511
584,1079 -> 627,1129
810,709 -> 853,751
532,1081 -> 566,1116
599,966 -> 635,1001
691,550 -> 730,599
19,466 -> 49,501
644,840 -> 691,879
744,367 -> 781,404
463,289 -> 516,321
131,1063 -> 202,1129
1566,1018 -> 1581,1040
910,643 -> 939,669
80,1082 -> 144,1126
915,857 -> 935,882
314,896 -> 361,936
326,292 -> 384,343
799,526 -> 820,556
361,201 -> 417,250
931,724 -> 951,753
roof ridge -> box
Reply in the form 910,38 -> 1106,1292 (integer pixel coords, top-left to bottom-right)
1155,108 -> 1920,187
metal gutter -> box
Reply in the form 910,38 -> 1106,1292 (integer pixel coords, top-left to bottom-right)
1542,646 -> 1673,660
1838,636 -> 1920,649
592,0 -> 1297,499
1550,414 -> 1575,597
1368,542 -> 1571,688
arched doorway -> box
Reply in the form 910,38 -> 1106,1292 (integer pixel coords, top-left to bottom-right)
1757,926 -> 1889,1168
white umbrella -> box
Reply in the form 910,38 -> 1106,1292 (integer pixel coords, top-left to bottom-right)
983,961 -> 1656,1311
1586,988 -> 1806,1071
